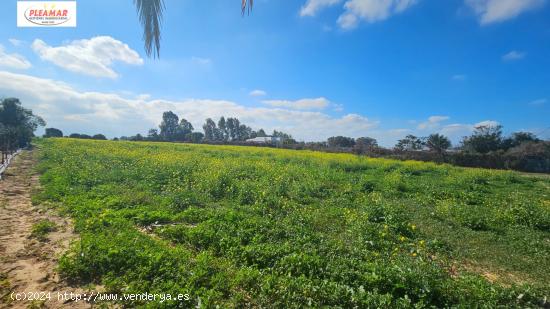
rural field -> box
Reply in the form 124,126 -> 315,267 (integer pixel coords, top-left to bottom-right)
27,138 -> 550,307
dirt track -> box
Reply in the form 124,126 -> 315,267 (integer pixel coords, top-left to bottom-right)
0,151 -> 89,309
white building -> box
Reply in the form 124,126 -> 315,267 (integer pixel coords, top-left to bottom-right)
246,136 -> 282,144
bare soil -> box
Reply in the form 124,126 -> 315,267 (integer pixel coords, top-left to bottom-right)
0,151 -> 90,309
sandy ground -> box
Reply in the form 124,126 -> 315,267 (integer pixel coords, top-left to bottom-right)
0,151 -> 90,309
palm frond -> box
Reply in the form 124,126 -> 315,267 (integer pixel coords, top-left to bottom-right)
135,0 -> 253,58
242,0 -> 253,16
134,0 -> 164,58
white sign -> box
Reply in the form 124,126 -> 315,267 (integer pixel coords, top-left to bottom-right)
17,1 -> 77,27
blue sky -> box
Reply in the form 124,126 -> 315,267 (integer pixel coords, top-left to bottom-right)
0,0 -> 549,145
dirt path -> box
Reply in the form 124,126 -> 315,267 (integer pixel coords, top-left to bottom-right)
0,151 -> 90,309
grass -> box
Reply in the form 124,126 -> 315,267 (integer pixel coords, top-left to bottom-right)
33,138 -> 550,308
30,219 -> 57,241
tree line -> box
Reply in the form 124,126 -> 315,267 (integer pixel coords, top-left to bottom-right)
109,111 -> 295,144
0,98 -> 45,164
41,106 -> 549,173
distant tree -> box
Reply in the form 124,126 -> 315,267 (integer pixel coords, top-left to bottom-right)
130,134 -> 144,141
272,130 -> 292,139
395,135 -> 424,151
238,124 -> 253,141
69,133 -> 92,139
177,118 -> 194,141
226,118 -> 241,141
502,132 -> 540,150
159,111 -> 179,141
203,118 -> 218,141
218,117 -> 228,141
147,128 -> 160,141
187,132 -> 204,143
426,134 -> 451,154
0,98 -> 45,162
462,125 -> 503,153
44,128 -> 63,138
256,129 -> 267,137
328,136 -> 355,148
354,137 -> 378,154
92,134 -> 107,140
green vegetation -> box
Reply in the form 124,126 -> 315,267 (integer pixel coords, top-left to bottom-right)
30,220 -> 57,241
34,138 -> 549,307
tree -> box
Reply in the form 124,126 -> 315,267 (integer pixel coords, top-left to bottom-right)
131,134 -> 145,141
226,118 -> 241,141
0,98 -> 45,163
256,129 -> 267,137
177,118 -> 194,141
203,118 -> 218,141
395,135 -> 424,151
159,111 -> 179,141
134,0 -> 254,57
327,136 -> 355,148
148,128 -> 160,141
44,128 -> 63,138
187,132 -> 204,143
69,133 -> 92,139
218,117 -> 228,141
92,134 -> 107,140
425,133 -> 451,154
462,125 -> 503,153
357,137 -> 377,148
354,137 -> 378,154
502,132 -> 540,150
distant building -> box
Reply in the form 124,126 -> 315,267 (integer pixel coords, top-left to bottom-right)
246,136 -> 282,144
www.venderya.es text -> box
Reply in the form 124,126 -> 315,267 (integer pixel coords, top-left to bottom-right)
11,291 -> 191,303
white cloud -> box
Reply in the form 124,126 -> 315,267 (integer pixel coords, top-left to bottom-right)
190,57 -> 212,66
465,0 -> 545,24
262,97 -> 331,110
528,98 -> 547,106
502,50 -> 526,61
8,39 -> 24,47
0,71 -> 379,142
300,0 -> 343,16
475,120 -> 500,127
31,36 -> 143,79
417,115 -> 450,130
337,0 -> 419,29
0,45 -> 32,70
452,74 -> 467,81
249,89 -> 267,97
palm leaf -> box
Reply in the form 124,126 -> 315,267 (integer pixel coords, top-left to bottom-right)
134,0 -> 253,58
134,0 -> 164,58
242,0 -> 253,15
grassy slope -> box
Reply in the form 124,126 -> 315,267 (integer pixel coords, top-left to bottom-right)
34,138 -> 549,308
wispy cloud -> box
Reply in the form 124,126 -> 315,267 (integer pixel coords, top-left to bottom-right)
452,74 -> 467,81
465,0 -> 545,24
0,44 -> 31,70
190,57 -> 212,66
417,115 -> 450,130
502,50 -> 526,61
262,97 -> 331,110
300,0 -> 342,17
338,0 -> 419,29
31,36 -> 143,79
249,89 -> 267,97
528,98 -> 547,106
8,38 -> 24,47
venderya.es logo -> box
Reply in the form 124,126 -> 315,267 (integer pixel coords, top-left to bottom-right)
17,1 -> 77,27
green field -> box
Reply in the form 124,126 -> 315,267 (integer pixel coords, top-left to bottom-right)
34,138 -> 549,308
